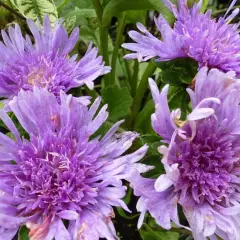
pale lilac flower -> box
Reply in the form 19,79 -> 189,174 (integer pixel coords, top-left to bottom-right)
0,15 -> 110,99
129,67 -> 240,239
122,0 -> 240,74
0,87 -> 147,240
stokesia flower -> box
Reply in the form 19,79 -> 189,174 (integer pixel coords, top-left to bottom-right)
128,67 -> 240,240
122,0 -> 240,74
0,87 -> 148,240
0,15 -> 110,100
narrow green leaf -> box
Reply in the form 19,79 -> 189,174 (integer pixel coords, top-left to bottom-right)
125,10 -> 146,24
101,85 -> 133,121
102,0 -> 175,26
18,226 -> 30,240
140,223 -> 179,240
10,0 -> 58,24
135,100 -> 155,133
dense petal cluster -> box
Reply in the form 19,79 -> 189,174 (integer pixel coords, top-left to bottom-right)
0,16 -> 110,99
122,0 -> 240,74
0,88 -> 147,240
129,68 -> 240,239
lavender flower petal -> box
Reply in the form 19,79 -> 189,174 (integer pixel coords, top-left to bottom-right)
129,68 -> 240,239
0,87 -> 147,240
123,0 -> 240,75
0,15 -> 110,100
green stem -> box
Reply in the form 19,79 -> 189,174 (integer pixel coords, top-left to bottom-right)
91,32 -> 100,47
57,0 -> 70,12
0,1 -> 25,21
122,50 -> 132,91
171,228 -> 192,235
212,5 -> 240,16
130,61 -> 156,128
151,226 -> 192,235
92,0 -> 103,22
135,100 -> 155,131
130,60 -> 139,97
110,12 -> 126,86
124,60 -> 132,81
92,0 -> 110,87
100,27 -> 110,86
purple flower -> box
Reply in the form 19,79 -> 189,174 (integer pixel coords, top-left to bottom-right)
0,15 -> 110,100
128,67 -> 240,239
122,0 -> 240,74
0,87 -> 148,240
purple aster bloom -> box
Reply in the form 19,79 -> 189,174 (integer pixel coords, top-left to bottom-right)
0,87 -> 148,240
0,15 -> 110,100
122,0 -> 240,74
128,67 -> 240,239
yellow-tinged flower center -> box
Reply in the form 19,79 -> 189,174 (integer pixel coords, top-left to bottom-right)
27,68 -> 50,87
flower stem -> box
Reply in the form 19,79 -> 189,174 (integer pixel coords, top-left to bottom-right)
92,0 -> 103,23
212,5 -> 240,16
122,50 -> 132,89
135,100 -> 154,131
92,0 -> 110,87
57,0 -> 71,12
0,1 -> 25,21
100,28 -> 110,86
110,12 -> 126,86
130,61 -> 156,128
130,60 -> 139,96
150,225 -> 192,235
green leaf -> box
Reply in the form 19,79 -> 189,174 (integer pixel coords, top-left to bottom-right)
135,100 -> 155,133
0,101 -> 5,109
188,0 -> 209,11
140,134 -> 161,155
158,58 -> 198,86
101,85 -> 133,121
68,8 -> 97,19
102,0 -> 111,8
10,0 -> 58,24
140,223 -> 179,240
62,7 -> 97,32
102,0 -> 175,26
63,11 -> 77,32
18,226 -> 30,240
201,0 -> 209,11
142,155 -> 165,178
168,86 -> 190,119
74,0 -> 93,9
125,10 -> 146,24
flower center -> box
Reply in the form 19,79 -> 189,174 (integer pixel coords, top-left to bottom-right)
14,134 -> 99,216
169,117 -> 237,205
27,67 -> 51,87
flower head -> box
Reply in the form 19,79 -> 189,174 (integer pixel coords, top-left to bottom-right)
0,88 -> 147,240
0,15 -> 110,100
122,0 -> 240,74
129,68 -> 240,239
